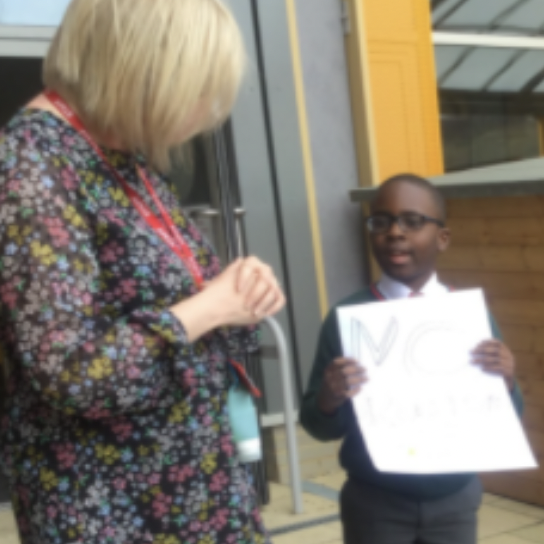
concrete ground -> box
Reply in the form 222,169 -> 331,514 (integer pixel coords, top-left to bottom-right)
262,472 -> 544,544
3,471 -> 544,544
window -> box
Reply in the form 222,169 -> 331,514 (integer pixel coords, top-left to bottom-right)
0,57 -> 42,124
432,0 -> 544,172
433,0 -> 544,37
0,1 -> 70,26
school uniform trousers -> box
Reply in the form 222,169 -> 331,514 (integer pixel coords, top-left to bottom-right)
340,476 -> 482,544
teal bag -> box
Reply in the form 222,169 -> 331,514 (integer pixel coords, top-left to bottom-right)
227,363 -> 262,463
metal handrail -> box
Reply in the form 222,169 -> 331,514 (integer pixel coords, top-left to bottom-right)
232,207 -> 303,514
263,316 -> 303,514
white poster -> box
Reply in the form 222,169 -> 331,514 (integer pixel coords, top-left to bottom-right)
0,1 -> 70,26
337,289 -> 537,474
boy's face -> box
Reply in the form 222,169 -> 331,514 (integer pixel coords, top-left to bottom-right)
370,182 -> 451,291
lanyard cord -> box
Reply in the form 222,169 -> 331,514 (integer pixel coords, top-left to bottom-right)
44,89 -> 204,290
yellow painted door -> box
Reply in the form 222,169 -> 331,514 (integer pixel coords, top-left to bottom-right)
349,0 -> 444,183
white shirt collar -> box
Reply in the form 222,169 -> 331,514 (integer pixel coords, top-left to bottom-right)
376,273 -> 448,300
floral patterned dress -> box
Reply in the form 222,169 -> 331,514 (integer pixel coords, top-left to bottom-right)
0,109 -> 268,544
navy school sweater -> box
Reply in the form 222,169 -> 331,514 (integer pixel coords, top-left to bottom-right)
300,287 -> 524,501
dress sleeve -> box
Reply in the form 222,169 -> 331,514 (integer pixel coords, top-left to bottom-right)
225,325 -> 261,356
0,140 -> 194,418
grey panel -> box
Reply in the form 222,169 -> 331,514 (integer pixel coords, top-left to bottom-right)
432,154 -> 544,183
432,0 -> 465,25
0,39 -> 48,57
351,156 -> 544,200
434,45 -> 469,80
498,0 -> 544,34
293,0 -> 366,308
488,50 -> 544,91
254,1 -> 323,392
438,0 -> 517,28
228,0 -> 298,413
471,116 -> 509,166
441,47 -> 518,90
533,75 -> 544,91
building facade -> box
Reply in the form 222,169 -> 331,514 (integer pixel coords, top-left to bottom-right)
346,0 -> 544,506
2,0 -> 544,507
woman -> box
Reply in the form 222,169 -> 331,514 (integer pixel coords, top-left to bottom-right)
0,1 -> 285,543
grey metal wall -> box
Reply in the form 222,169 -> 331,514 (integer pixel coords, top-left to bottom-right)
294,0 -> 368,308
231,0 -> 368,412
230,0 -> 322,413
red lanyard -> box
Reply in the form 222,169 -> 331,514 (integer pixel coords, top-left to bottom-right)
370,284 -> 386,301
45,91 -> 262,397
44,90 -> 204,290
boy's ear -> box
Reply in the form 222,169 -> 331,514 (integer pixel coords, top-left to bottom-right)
437,227 -> 451,252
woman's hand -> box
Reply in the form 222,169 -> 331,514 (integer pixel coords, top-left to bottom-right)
206,257 -> 285,324
169,258 -> 285,342
472,339 -> 516,390
235,256 -> 284,319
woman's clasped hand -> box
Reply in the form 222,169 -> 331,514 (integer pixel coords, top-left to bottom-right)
210,256 -> 286,323
170,256 -> 286,342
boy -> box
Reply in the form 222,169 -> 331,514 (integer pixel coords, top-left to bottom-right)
300,174 -> 522,544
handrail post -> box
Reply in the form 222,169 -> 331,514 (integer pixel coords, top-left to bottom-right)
232,207 -> 303,514
263,316 -> 304,515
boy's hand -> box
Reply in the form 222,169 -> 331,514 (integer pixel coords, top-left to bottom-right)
317,358 -> 367,415
472,340 -> 516,390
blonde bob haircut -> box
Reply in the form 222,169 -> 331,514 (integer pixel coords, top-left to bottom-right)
44,0 -> 246,172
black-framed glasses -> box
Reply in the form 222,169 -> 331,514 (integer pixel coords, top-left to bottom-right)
366,212 -> 445,234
